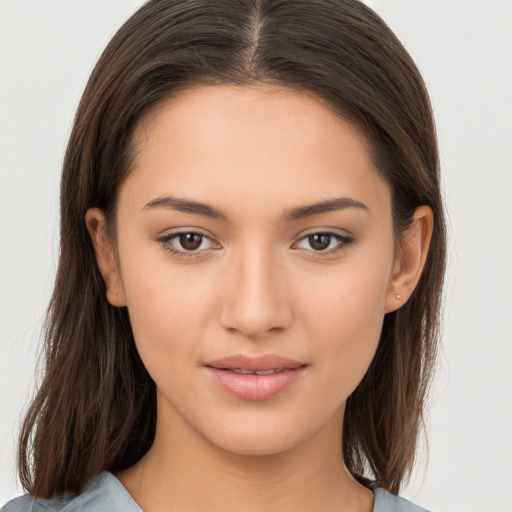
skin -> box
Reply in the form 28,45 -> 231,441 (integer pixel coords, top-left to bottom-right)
86,84 -> 433,512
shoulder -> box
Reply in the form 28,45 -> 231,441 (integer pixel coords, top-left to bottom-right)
373,487 -> 430,512
1,472 -> 141,512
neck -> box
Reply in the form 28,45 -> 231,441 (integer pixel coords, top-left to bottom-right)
116,400 -> 373,512
117,406 -> 373,512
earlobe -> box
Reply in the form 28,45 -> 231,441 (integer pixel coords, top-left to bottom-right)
85,208 -> 127,307
385,205 -> 434,313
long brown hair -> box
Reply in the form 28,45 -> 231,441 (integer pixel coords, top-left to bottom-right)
18,0 -> 446,497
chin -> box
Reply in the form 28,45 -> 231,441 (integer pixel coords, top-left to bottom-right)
196,411 -> 324,458
210,431 -> 300,458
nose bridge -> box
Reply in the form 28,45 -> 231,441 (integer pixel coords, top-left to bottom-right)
219,239 -> 291,339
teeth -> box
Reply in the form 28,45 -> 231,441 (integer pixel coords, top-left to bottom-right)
255,369 -> 283,375
230,368 -> 283,375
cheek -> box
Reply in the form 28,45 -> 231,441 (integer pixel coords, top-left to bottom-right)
299,256 -> 391,392
118,246 -> 215,373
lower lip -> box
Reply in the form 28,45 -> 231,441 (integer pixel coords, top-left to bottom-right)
206,366 -> 306,401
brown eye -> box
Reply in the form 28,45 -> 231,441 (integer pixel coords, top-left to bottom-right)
294,232 -> 353,254
159,231 -> 218,257
308,233 -> 332,251
179,233 -> 203,250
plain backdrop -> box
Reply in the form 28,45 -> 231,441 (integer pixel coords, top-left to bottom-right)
1,1 -> 511,510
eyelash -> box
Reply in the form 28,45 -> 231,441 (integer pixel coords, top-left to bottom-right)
158,231 -> 354,259
158,231 -> 218,258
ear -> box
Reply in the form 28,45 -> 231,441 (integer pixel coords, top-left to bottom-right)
85,208 -> 127,307
385,205 -> 434,313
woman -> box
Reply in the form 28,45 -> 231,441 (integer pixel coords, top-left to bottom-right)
3,0 -> 446,510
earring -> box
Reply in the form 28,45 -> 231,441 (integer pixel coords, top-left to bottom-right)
111,290 -> 119,297
395,293 -> 402,300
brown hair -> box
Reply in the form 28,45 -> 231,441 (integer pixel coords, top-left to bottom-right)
18,0 -> 446,497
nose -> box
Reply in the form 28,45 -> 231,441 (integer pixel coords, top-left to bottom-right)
218,244 -> 293,340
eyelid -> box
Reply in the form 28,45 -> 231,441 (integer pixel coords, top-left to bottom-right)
156,227 -> 354,258
157,229 -> 221,257
291,229 -> 354,255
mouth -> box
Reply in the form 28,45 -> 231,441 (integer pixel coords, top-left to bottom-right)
205,354 -> 307,401
222,368 -> 288,375
205,353 -> 306,371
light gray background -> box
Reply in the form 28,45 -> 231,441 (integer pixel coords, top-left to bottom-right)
1,1 -> 511,510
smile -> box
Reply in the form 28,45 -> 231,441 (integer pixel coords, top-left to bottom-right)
230,368 -> 284,375
205,354 -> 307,401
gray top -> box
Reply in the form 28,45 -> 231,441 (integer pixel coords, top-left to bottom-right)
2,472 -> 429,511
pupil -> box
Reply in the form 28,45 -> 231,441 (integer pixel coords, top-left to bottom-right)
309,234 -> 331,251
180,233 -> 202,250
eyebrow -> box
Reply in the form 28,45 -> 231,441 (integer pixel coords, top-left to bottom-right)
143,195 -> 228,220
283,197 -> 369,221
142,195 -> 369,221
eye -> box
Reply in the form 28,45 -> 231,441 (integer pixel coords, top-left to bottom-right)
159,231 -> 219,256
294,232 -> 353,253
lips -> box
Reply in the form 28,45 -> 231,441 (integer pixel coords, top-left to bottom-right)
205,354 -> 307,401
206,354 -> 305,371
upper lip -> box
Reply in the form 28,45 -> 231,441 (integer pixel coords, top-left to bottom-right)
205,354 -> 306,371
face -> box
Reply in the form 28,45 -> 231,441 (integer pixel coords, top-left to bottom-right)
91,84 -> 405,457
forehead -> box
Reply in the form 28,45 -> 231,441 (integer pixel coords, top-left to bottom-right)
135,83 -> 369,159
122,83 -> 391,217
